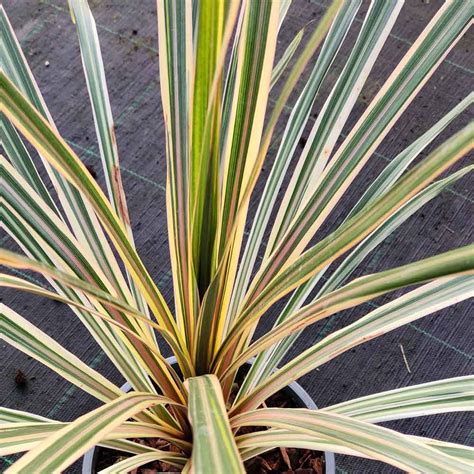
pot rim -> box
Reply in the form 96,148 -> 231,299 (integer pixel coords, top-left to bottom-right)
82,356 -> 336,473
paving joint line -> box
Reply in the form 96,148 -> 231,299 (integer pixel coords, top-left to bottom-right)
67,139 -> 166,191
46,350 -> 106,420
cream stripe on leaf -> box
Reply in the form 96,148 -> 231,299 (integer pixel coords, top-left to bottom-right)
245,1 -> 472,308
237,431 -> 474,466
187,375 -> 244,474
223,253 -> 474,384
323,376 -> 474,422
231,409 -> 473,473
0,277 -> 189,404
0,253 -> 194,381
228,0 -> 403,379
238,154 -> 473,398
1,114 -> 59,214
97,451 -> 187,473
0,71 -> 182,349
232,274 -> 474,415
1,6 -> 135,306
69,0 -> 152,325
227,0 -> 361,327
6,393 -> 177,474
2,205 -> 161,400
265,0 -> 404,258
270,26 -> 304,90
0,420 -> 188,457
215,123 -> 473,373
2,158 -> 163,397
157,0 -> 197,347
0,304 -> 123,403
194,0 -> 280,375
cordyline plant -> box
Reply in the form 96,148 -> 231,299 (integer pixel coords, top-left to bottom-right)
0,0 -> 473,472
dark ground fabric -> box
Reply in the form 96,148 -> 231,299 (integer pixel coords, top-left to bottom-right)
1,1 -> 473,473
